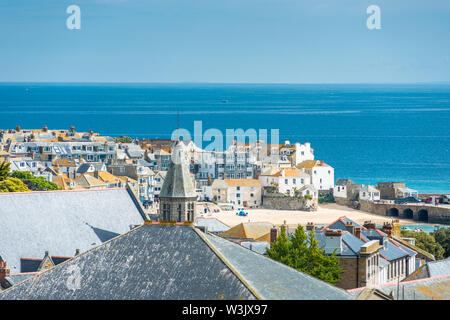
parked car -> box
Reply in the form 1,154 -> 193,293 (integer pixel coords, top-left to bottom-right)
424,196 -> 440,204
441,195 -> 450,204
394,196 -> 423,204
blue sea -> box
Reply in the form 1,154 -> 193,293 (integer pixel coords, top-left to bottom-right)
0,83 -> 449,193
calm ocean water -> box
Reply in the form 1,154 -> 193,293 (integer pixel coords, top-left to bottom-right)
0,83 -> 449,193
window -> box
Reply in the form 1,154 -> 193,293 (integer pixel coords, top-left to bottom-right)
236,186 -> 240,191
285,179 -> 288,185
293,179 -> 296,184
236,193 -> 240,198
301,178 -> 304,184
250,193 -> 254,197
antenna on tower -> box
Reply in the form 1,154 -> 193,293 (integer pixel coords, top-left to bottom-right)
177,110 -> 180,141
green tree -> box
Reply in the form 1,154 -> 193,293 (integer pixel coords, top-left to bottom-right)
10,171 -> 60,191
266,225 -> 344,285
305,229 -> 344,285
0,177 -> 30,192
266,226 -> 293,266
0,160 -> 10,181
401,230 -> 445,260
432,228 -> 450,258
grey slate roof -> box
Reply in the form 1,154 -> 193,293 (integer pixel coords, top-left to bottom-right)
349,274 -> 450,300
195,218 -> 230,233
0,189 -> 145,273
159,141 -> 197,199
240,241 -> 270,255
321,217 -> 364,231
0,225 -> 353,300
378,240 -> 409,261
0,225 -> 256,300
427,259 -> 450,277
314,230 -> 365,256
3,273 -> 37,289
205,233 -> 352,300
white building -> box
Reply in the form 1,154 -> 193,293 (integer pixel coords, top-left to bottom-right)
259,167 -> 310,197
297,160 -> 334,191
359,185 -> 381,202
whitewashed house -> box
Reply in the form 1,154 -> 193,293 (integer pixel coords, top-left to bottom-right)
297,160 -> 334,191
259,167 -> 310,197
359,185 -> 381,202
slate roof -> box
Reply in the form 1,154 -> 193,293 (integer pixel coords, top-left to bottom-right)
319,217 -> 416,261
0,189 -> 145,273
405,259 -> 450,281
378,240 -> 409,261
0,225 -> 352,300
159,141 -> 197,199
240,241 -> 270,255
348,274 -> 450,300
314,230 -> 366,256
195,218 -> 230,233
320,216 -> 365,231
3,273 -> 37,290
20,256 -> 71,273
204,232 -> 352,300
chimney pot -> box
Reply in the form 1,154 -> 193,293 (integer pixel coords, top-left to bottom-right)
270,227 -> 279,242
306,222 -> 314,231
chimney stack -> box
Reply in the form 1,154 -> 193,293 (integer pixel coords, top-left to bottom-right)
345,222 -> 354,235
392,219 -> 401,237
354,227 -> 362,239
270,227 -> 279,242
381,222 -> 393,237
363,220 -> 376,229
0,261 -> 10,287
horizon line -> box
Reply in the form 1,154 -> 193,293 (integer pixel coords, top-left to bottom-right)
1,81 -> 450,85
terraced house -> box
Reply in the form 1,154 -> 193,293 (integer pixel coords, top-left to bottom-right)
212,179 -> 261,207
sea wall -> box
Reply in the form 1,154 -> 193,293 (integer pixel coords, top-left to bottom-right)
360,200 -> 450,224
263,194 -> 318,211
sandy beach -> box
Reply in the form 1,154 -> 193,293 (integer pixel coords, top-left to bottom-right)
198,203 -> 417,228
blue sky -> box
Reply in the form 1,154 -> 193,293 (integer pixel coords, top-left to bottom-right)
1,0 -> 449,83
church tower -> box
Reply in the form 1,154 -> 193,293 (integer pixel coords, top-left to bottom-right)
159,141 -> 197,223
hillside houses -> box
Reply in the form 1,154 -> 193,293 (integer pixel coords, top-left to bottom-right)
0,127 -> 338,209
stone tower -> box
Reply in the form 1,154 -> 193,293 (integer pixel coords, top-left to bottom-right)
159,141 -> 197,223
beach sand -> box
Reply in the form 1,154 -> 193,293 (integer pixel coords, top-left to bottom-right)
199,203 -> 416,228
